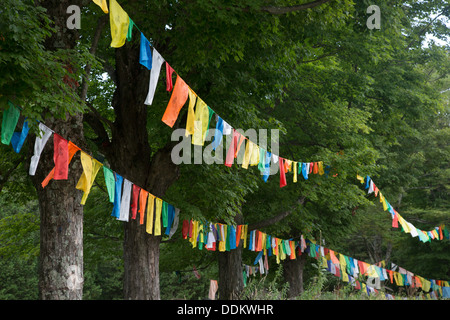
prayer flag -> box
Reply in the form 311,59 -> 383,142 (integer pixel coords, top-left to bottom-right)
139,33 -> 152,70
41,141 -> 81,188
10,119 -> 29,153
166,63 -> 175,91
1,101 -> 20,145
192,97 -> 211,145
92,0 -> 108,13
76,151 -> 103,205
111,173 -> 123,219
118,178 -> 132,221
109,0 -> 130,48
161,75 -> 189,127
130,184 -> 141,220
103,167 -> 115,203
29,123 -> 53,176
185,88 -> 197,137
279,158 -> 287,188
53,134 -> 69,180
144,48 -> 165,105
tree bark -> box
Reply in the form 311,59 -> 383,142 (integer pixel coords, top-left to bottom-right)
99,31 -> 180,299
282,252 -> 308,299
30,0 -> 86,300
217,214 -> 244,300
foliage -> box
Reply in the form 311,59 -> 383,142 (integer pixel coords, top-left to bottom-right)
0,0 -> 449,300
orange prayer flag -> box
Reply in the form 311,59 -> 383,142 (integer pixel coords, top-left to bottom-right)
161,75 -> 189,128
329,250 -> 339,265
138,189 -> 149,225
235,225 -> 241,247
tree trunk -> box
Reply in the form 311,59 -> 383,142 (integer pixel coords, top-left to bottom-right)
217,214 -> 244,300
34,133 -> 84,299
103,33 -> 180,299
218,246 -> 244,300
31,0 -> 85,300
282,252 -> 307,299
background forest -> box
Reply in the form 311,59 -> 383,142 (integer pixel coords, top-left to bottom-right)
0,0 -> 449,300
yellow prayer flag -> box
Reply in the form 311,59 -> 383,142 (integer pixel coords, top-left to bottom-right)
339,254 -> 347,270
250,144 -> 259,166
356,174 -> 365,183
76,152 -> 103,205
242,140 -> 254,169
145,194 -> 155,234
318,161 -> 324,175
192,98 -> 209,146
293,161 -> 297,182
185,88 -> 197,137
154,198 -> 163,236
93,0 -> 108,13
342,271 -> 349,282
242,225 -> 248,248
382,198 -> 388,211
109,0 -> 129,48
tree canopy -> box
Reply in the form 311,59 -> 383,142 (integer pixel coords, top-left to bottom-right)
0,0 -> 449,300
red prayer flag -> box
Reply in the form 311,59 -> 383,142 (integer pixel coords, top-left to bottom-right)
182,220 -> 189,239
225,130 -> 239,167
166,62 -> 175,91
53,134 -> 69,180
130,184 -> 141,220
42,141 -> 80,188
279,158 -> 287,188
392,211 -> 399,228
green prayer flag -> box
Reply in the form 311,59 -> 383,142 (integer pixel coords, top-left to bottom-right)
103,167 -> 115,203
127,17 -> 134,41
162,201 -> 168,228
1,101 -> 20,145
258,148 -> 265,172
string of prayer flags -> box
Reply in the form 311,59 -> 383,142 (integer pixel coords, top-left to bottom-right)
144,48 -> 165,105
102,0 -> 332,188
182,219 -> 248,252
359,175 -> 449,242
1,101 -> 21,145
92,0 -> 108,13
109,0 -> 130,48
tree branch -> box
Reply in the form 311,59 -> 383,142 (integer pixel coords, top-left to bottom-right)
79,14 -> 108,102
0,154 -> 25,193
260,0 -> 332,15
248,196 -> 306,231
